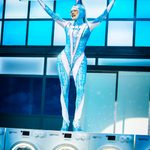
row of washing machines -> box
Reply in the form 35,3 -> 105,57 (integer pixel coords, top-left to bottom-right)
0,127 -> 150,150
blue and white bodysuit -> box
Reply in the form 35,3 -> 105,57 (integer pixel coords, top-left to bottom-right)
38,0 -> 115,131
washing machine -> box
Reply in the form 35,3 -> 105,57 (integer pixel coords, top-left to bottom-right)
4,128 -> 49,150
0,128 -> 5,150
88,133 -> 134,150
44,130 -> 90,150
135,135 -> 150,150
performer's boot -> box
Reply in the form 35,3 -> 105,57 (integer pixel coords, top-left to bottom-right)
61,120 -> 69,131
73,120 -> 82,131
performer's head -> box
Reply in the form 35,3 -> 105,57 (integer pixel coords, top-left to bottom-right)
71,4 -> 86,22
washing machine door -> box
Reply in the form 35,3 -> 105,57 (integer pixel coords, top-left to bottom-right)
99,145 -> 121,150
10,142 -> 38,150
53,144 -> 78,150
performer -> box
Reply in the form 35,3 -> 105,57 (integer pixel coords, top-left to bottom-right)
38,0 -> 115,131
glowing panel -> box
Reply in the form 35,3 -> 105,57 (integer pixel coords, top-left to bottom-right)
109,0 -> 134,18
28,21 -> 52,45
82,73 -> 116,133
116,72 -> 150,134
46,58 -> 58,75
87,21 -> 106,46
5,0 -> 28,18
98,58 -> 150,67
0,21 -> 1,44
55,0 -> 75,18
30,1 -> 54,18
0,57 -> 44,75
107,21 -> 133,46
137,0 -> 150,18
135,21 -> 150,46
124,118 -> 149,135
3,21 -> 27,45
87,58 -> 96,65
0,0 -> 3,18
84,0 -> 107,18
54,23 -> 65,45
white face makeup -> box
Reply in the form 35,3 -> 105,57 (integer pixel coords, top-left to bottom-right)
71,6 -> 79,20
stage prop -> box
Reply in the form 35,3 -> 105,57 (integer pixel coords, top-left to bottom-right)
2,127 -> 140,150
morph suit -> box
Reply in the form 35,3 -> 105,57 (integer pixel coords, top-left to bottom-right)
38,0 -> 115,131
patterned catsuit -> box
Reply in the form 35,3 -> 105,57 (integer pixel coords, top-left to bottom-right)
57,21 -> 90,130
38,0 -> 115,131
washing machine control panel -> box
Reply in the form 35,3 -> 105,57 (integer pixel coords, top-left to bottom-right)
119,135 -> 133,143
106,135 -> 133,143
74,134 -> 87,141
62,132 -> 89,142
4,128 -> 48,141
21,130 -> 30,136
47,131 -> 90,150
63,133 -> 72,138
32,130 -> 46,138
107,135 -> 116,141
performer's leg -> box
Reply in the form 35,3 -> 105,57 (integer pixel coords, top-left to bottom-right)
57,51 -> 71,131
72,54 -> 87,131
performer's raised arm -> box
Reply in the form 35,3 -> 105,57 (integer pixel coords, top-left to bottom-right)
38,0 -> 68,28
89,0 -> 115,31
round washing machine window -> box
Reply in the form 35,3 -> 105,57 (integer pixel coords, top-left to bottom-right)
53,144 -> 78,150
10,142 -> 38,150
98,145 -> 121,150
